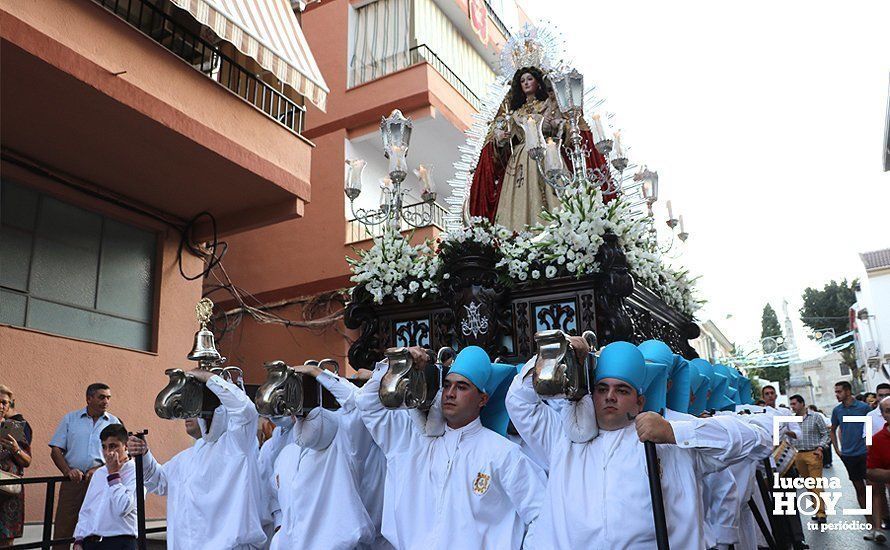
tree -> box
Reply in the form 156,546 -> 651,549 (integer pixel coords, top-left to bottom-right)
800,279 -> 859,384
760,303 -> 784,352
799,279 -> 857,337
751,303 -> 789,392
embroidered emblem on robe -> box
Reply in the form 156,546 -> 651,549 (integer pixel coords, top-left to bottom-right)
473,472 -> 491,495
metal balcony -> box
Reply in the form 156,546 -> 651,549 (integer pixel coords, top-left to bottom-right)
92,0 -> 306,135
346,200 -> 448,244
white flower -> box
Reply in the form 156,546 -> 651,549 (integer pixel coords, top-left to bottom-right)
532,270 -> 540,279
545,265 -> 557,278
409,281 -> 420,293
518,272 -> 528,281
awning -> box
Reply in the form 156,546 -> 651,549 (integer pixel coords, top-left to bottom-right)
169,0 -> 329,111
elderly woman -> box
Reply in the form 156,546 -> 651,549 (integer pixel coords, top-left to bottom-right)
1,385 -> 32,547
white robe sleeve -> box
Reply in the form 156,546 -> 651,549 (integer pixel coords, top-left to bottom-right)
318,371 -> 378,462
317,371 -> 360,411
269,463 -> 282,530
498,446 -> 547,526
206,375 -> 258,428
505,359 -> 563,469
671,415 -> 771,474
703,468 -> 740,545
355,361 -> 419,458
141,450 -> 169,496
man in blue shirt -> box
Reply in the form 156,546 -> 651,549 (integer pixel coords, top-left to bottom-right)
831,380 -> 872,518
49,383 -> 120,549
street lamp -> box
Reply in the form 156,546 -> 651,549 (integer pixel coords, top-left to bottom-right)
345,109 -> 437,233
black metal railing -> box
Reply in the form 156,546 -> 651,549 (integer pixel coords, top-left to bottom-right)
348,44 -> 483,110
1,471 -> 164,549
483,1 -> 512,39
92,0 -> 306,135
410,45 -> 482,110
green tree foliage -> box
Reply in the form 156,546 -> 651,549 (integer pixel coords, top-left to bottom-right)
750,303 -> 789,392
800,278 -> 859,380
760,303 -> 784,352
799,279 -> 857,337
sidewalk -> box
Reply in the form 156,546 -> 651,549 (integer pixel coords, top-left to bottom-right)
800,460 -> 885,549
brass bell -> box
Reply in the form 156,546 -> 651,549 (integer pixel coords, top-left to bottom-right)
187,327 -> 222,362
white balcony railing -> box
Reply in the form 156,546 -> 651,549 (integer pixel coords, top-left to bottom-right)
346,200 -> 448,244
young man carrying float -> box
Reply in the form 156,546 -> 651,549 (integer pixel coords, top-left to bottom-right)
506,339 -> 769,549
356,346 -> 546,550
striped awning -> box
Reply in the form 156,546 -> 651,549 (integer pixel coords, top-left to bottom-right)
169,0 -> 329,110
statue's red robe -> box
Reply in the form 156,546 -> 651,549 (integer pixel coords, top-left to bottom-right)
468,130 -> 614,224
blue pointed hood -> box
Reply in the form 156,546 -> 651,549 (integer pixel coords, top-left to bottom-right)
736,373 -> 754,405
448,346 -> 518,436
594,342 -> 646,395
667,355 -> 692,414
688,358 -> 712,416
478,363 -> 520,437
706,364 -> 735,411
638,340 -> 672,413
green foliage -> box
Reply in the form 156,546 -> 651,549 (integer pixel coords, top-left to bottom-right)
799,279 -> 857,337
760,303 -> 785,352
800,278 -> 858,375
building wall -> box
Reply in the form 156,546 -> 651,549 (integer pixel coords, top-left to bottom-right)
867,271 -> 890,359
1,164 -> 202,521
860,269 -> 890,391
790,352 -> 851,414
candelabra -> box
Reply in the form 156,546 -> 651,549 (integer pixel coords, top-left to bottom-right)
521,69 -> 628,197
345,110 -> 437,233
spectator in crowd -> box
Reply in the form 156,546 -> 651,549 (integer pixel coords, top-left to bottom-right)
50,384 -> 120,549
867,392 -> 879,410
73,424 -> 137,550
865,384 -> 890,437
831,380 -> 872,524
865,397 -> 890,543
789,394 -> 830,523
809,405 -> 833,467
754,399 -> 766,406
1,385 -> 32,548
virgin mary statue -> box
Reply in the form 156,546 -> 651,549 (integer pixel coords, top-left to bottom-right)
467,67 -> 613,232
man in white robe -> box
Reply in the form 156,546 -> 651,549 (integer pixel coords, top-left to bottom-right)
507,340 -> 770,549
127,369 -> 265,550
257,416 -> 295,549
640,342 -> 744,550
267,364 -> 386,550
356,345 -> 546,550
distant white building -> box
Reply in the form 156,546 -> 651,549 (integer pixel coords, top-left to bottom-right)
853,248 -> 890,391
786,351 -> 852,413
691,320 -> 734,363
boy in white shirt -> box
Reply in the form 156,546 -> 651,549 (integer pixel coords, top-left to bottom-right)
73,424 -> 137,550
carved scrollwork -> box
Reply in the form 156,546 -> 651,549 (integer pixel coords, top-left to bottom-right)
345,301 -> 384,370
594,233 -> 634,345
534,302 -> 577,333
394,319 -> 431,348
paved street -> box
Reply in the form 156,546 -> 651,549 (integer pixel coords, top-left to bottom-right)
798,458 -> 883,550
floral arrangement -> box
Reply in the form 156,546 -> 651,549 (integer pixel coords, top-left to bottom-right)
347,229 -> 438,304
348,189 -> 701,316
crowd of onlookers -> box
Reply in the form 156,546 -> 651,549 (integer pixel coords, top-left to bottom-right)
783,380 -> 890,543
1,383 -> 127,549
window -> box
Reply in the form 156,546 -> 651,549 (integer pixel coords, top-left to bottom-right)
1,180 -> 156,350
348,0 -> 412,87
